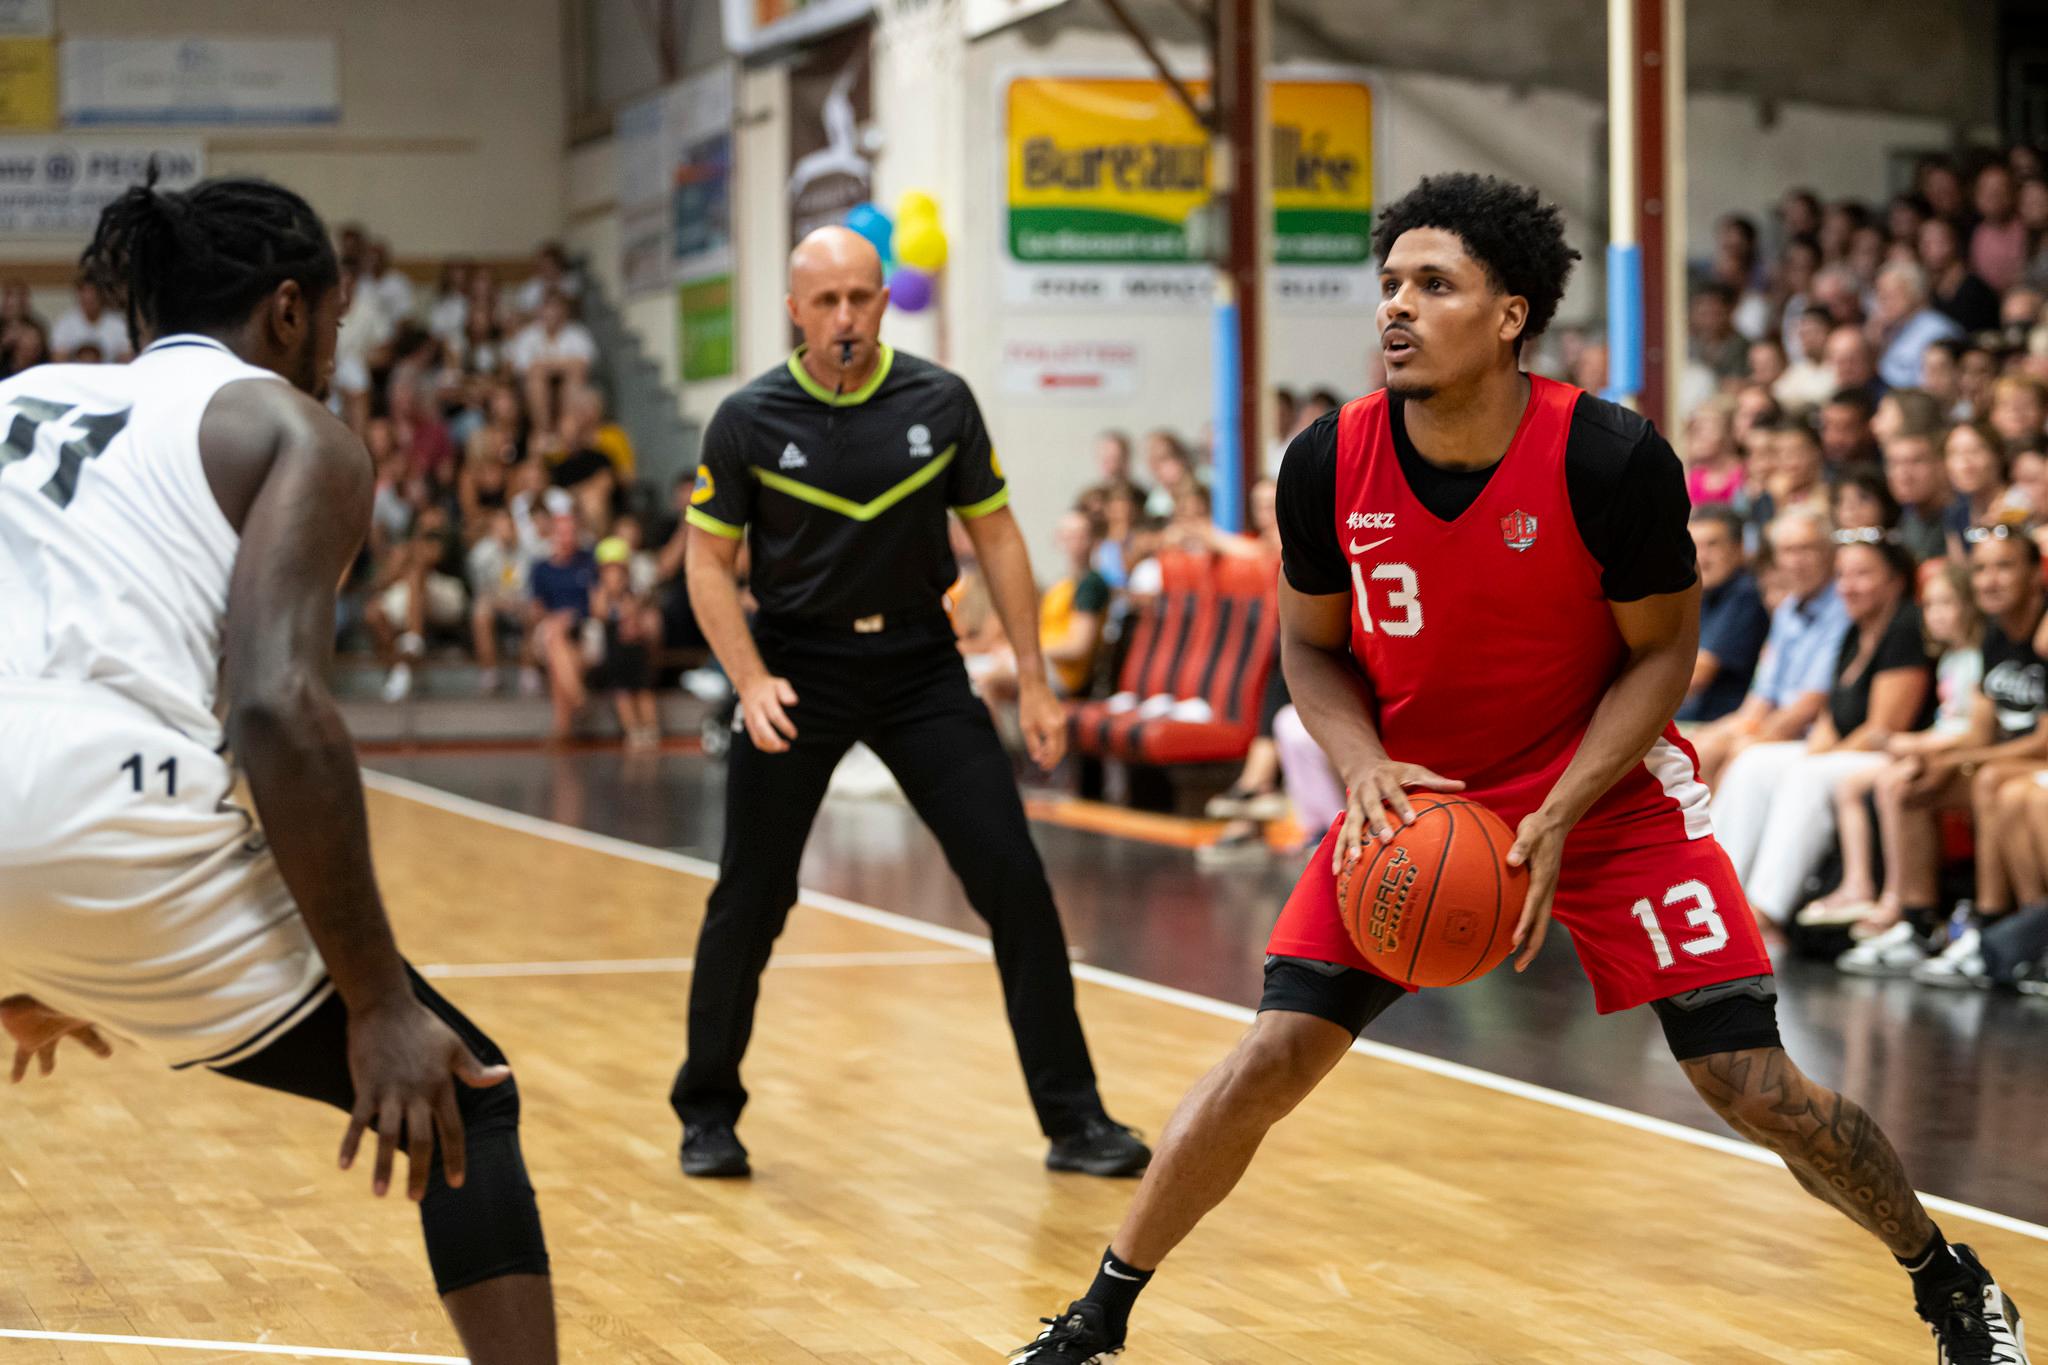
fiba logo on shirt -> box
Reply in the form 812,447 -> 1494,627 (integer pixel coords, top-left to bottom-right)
1500,508 -> 1539,552
907,423 -> 933,458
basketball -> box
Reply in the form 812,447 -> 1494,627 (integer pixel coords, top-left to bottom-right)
1336,795 -> 1528,988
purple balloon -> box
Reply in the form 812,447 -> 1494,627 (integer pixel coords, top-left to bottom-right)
890,266 -> 933,312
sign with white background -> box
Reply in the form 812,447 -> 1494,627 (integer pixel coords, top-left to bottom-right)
61,37 -> 339,126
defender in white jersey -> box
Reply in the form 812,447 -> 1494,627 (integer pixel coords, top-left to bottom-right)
0,174 -> 557,1361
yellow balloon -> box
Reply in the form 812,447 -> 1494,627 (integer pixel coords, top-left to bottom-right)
896,189 -> 939,224
897,216 -> 948,271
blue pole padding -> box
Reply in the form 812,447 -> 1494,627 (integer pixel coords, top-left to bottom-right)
1605,241 -> 1643,403
1211,296 -> 1243,535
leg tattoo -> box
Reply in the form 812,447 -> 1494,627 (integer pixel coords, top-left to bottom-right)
1682,1047 -> 1933,1256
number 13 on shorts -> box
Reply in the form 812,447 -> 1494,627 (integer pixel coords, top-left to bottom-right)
1629,879 -> 1731,969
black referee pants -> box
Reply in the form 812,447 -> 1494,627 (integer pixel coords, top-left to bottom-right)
671,613 -> 1105,1137
671,613 -> 1104,1140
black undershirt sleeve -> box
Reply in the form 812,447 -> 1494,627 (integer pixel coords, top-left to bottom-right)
1565,396 -> 1698,602
1276,411 -> 1348,596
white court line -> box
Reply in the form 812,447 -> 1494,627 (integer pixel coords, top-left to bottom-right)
0,1327 -> 464,1362
363,768 -> 2048,1246
418,948 -> 985,979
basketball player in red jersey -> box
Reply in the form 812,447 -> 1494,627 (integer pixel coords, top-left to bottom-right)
1013,175 -> 2028,1363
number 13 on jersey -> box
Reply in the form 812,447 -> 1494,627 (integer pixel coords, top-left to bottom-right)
1350,560 -> 1423,637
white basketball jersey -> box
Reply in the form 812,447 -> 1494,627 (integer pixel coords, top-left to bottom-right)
0,335 -> 282,749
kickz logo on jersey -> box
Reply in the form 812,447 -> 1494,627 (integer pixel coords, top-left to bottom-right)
1500,508 -> 1539,552
1347,511 -> 1395,530
779,442 -> 807,471
906,423 -> 934,458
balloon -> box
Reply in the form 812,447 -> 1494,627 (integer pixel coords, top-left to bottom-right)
896,216 -> 948,272
896,189 -> 939,225
844,201 -> 894,263
889,266 -> 934,312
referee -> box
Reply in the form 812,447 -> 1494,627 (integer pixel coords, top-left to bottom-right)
670,226 -> 1150,1181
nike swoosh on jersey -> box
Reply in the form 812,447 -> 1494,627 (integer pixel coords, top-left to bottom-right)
1348,536 -> 1392,555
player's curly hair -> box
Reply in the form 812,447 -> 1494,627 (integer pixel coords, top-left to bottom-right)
1371,173 -> 1580,355
79,163 -> 338,353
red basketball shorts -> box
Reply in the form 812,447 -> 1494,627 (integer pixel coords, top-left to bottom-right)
1266,817 -> 1774,1014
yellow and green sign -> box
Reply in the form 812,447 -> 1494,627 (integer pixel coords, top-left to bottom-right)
1005,74 -> 1372,267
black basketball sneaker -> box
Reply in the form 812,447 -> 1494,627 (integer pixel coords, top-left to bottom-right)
1921,1245 -> 2028,1363
1010,1301 -> 1123,1362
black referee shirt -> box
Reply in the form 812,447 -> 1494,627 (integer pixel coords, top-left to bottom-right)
685,344 -> 1010,622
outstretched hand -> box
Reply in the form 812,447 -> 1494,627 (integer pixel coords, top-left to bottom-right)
2,995 -> 114,1082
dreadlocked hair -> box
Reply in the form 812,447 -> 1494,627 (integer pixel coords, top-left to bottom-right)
1371,173 -> 1580,355
79,165 -> 339,354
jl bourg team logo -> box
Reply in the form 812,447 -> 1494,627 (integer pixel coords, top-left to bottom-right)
1500,508 -> 1538,552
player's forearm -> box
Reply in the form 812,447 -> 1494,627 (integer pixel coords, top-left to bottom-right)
1282,633 -> 1387,781
967,512 -> 1049,677
684,539 -> 771,689
230,681 -> 409,1014
1540,639 -> 1694,829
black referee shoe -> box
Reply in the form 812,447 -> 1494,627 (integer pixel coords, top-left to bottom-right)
1046,1117 -> 1151,1177
680,1124 -> 751,1178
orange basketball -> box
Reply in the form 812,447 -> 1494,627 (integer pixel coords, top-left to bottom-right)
1335,794 -> 1529,988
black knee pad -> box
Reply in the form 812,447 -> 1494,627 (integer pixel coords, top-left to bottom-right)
420,1074 -> 551,1296
1651,975 -> 1783,1061
1258,956 -> 1408,1037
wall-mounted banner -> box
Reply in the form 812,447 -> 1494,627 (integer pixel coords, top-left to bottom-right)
0,0 -> 53,38
61,37 -> 339,126
999,338 -> 1139,399
999,71 -> 1373,311
787,21 -> 874,251
616,65 -> 735,299
721,0 -> 872,57
678,274 -> 735,382
0,136 -> 203,233
0,37 -> 57,130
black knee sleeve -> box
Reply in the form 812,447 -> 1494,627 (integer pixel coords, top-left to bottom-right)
1650,975 -> 1783,1061
1258,956 -> 1407,1037
420,1073 -> 551,1295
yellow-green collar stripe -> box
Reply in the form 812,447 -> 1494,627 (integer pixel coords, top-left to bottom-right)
786,344 -> 895,406
750,444 -> 956,521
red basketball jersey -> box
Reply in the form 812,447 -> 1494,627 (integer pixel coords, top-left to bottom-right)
1334,377 -> 1710,854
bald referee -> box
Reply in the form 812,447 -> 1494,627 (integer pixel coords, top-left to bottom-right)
670,227 -> 1149,1181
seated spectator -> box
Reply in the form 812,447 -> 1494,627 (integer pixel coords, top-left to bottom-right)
0,277 -> 35,331
466,379 -> 528,469
1884,430 -> 1953,562
332,262 -> 396,433
1991,376 -> 2048,451
1884,192 -> 1930,254
587,537 -> 662,750
1871,261 -> 1964,392
1775,307 -> 1839,408
1679,505 -> 1770,723
1971,163 -> 2029,293
1746,336 -> 1789,394
1684,397 -> 1744,506
1872,387 -> 1945,445
1688,283 -> 1748,382
1941,420 -> 2012,556
2010,446 -> 2048,520
1773,233 -> 1822,355
1809,560 -> 1982,933
365,503 -> 469,703
1824,325 -> 1884,403
1,315 -> 49,379
466,507 -> 533,692
1692,509 -> 1850,786
49,279 -> 131,362
1847,526 -> 2048,981
1958,343 -> 2001,420
510,291 -> 597,433
1920,216 -> 2002,336
363,238 -> 416,321
1141,429 -> 1199,520
458,271 -> 506,377
1819,387 -> 1879,467
428,259 -> 472,346
1921,339 -> 1968,419
1091,429 -> 1141,499
1750,418 -> 1829,534
1091,482 -> 1148,591
527,512 -> 600,739
513,242 -> 581,322
1830,463 -> 1900,532
1714,534 -> 1931,927
1041,511 -> 1110,698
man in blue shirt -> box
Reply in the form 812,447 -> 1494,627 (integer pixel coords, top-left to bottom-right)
1873,261 -> 1964,393
526,512 -> 598,737
1689,507 -> 1851,786
1679,505 -> 1770,723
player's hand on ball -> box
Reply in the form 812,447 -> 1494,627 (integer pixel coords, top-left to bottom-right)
1505,810 -> 1569,971
739,674 -> 801,753
1333,760 -> 1466,875
340,998 -> 511,1202
1018,676 -> 1067,771
1,995 -> 113,1082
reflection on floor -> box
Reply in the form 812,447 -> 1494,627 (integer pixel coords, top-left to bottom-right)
369,747 -> 2048,1227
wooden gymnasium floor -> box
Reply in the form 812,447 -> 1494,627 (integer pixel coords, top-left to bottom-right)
4,766 -> 2047,1363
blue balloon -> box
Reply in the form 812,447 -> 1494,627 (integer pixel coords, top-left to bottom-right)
889,266 -> 933,312
845,201 -> 894,264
